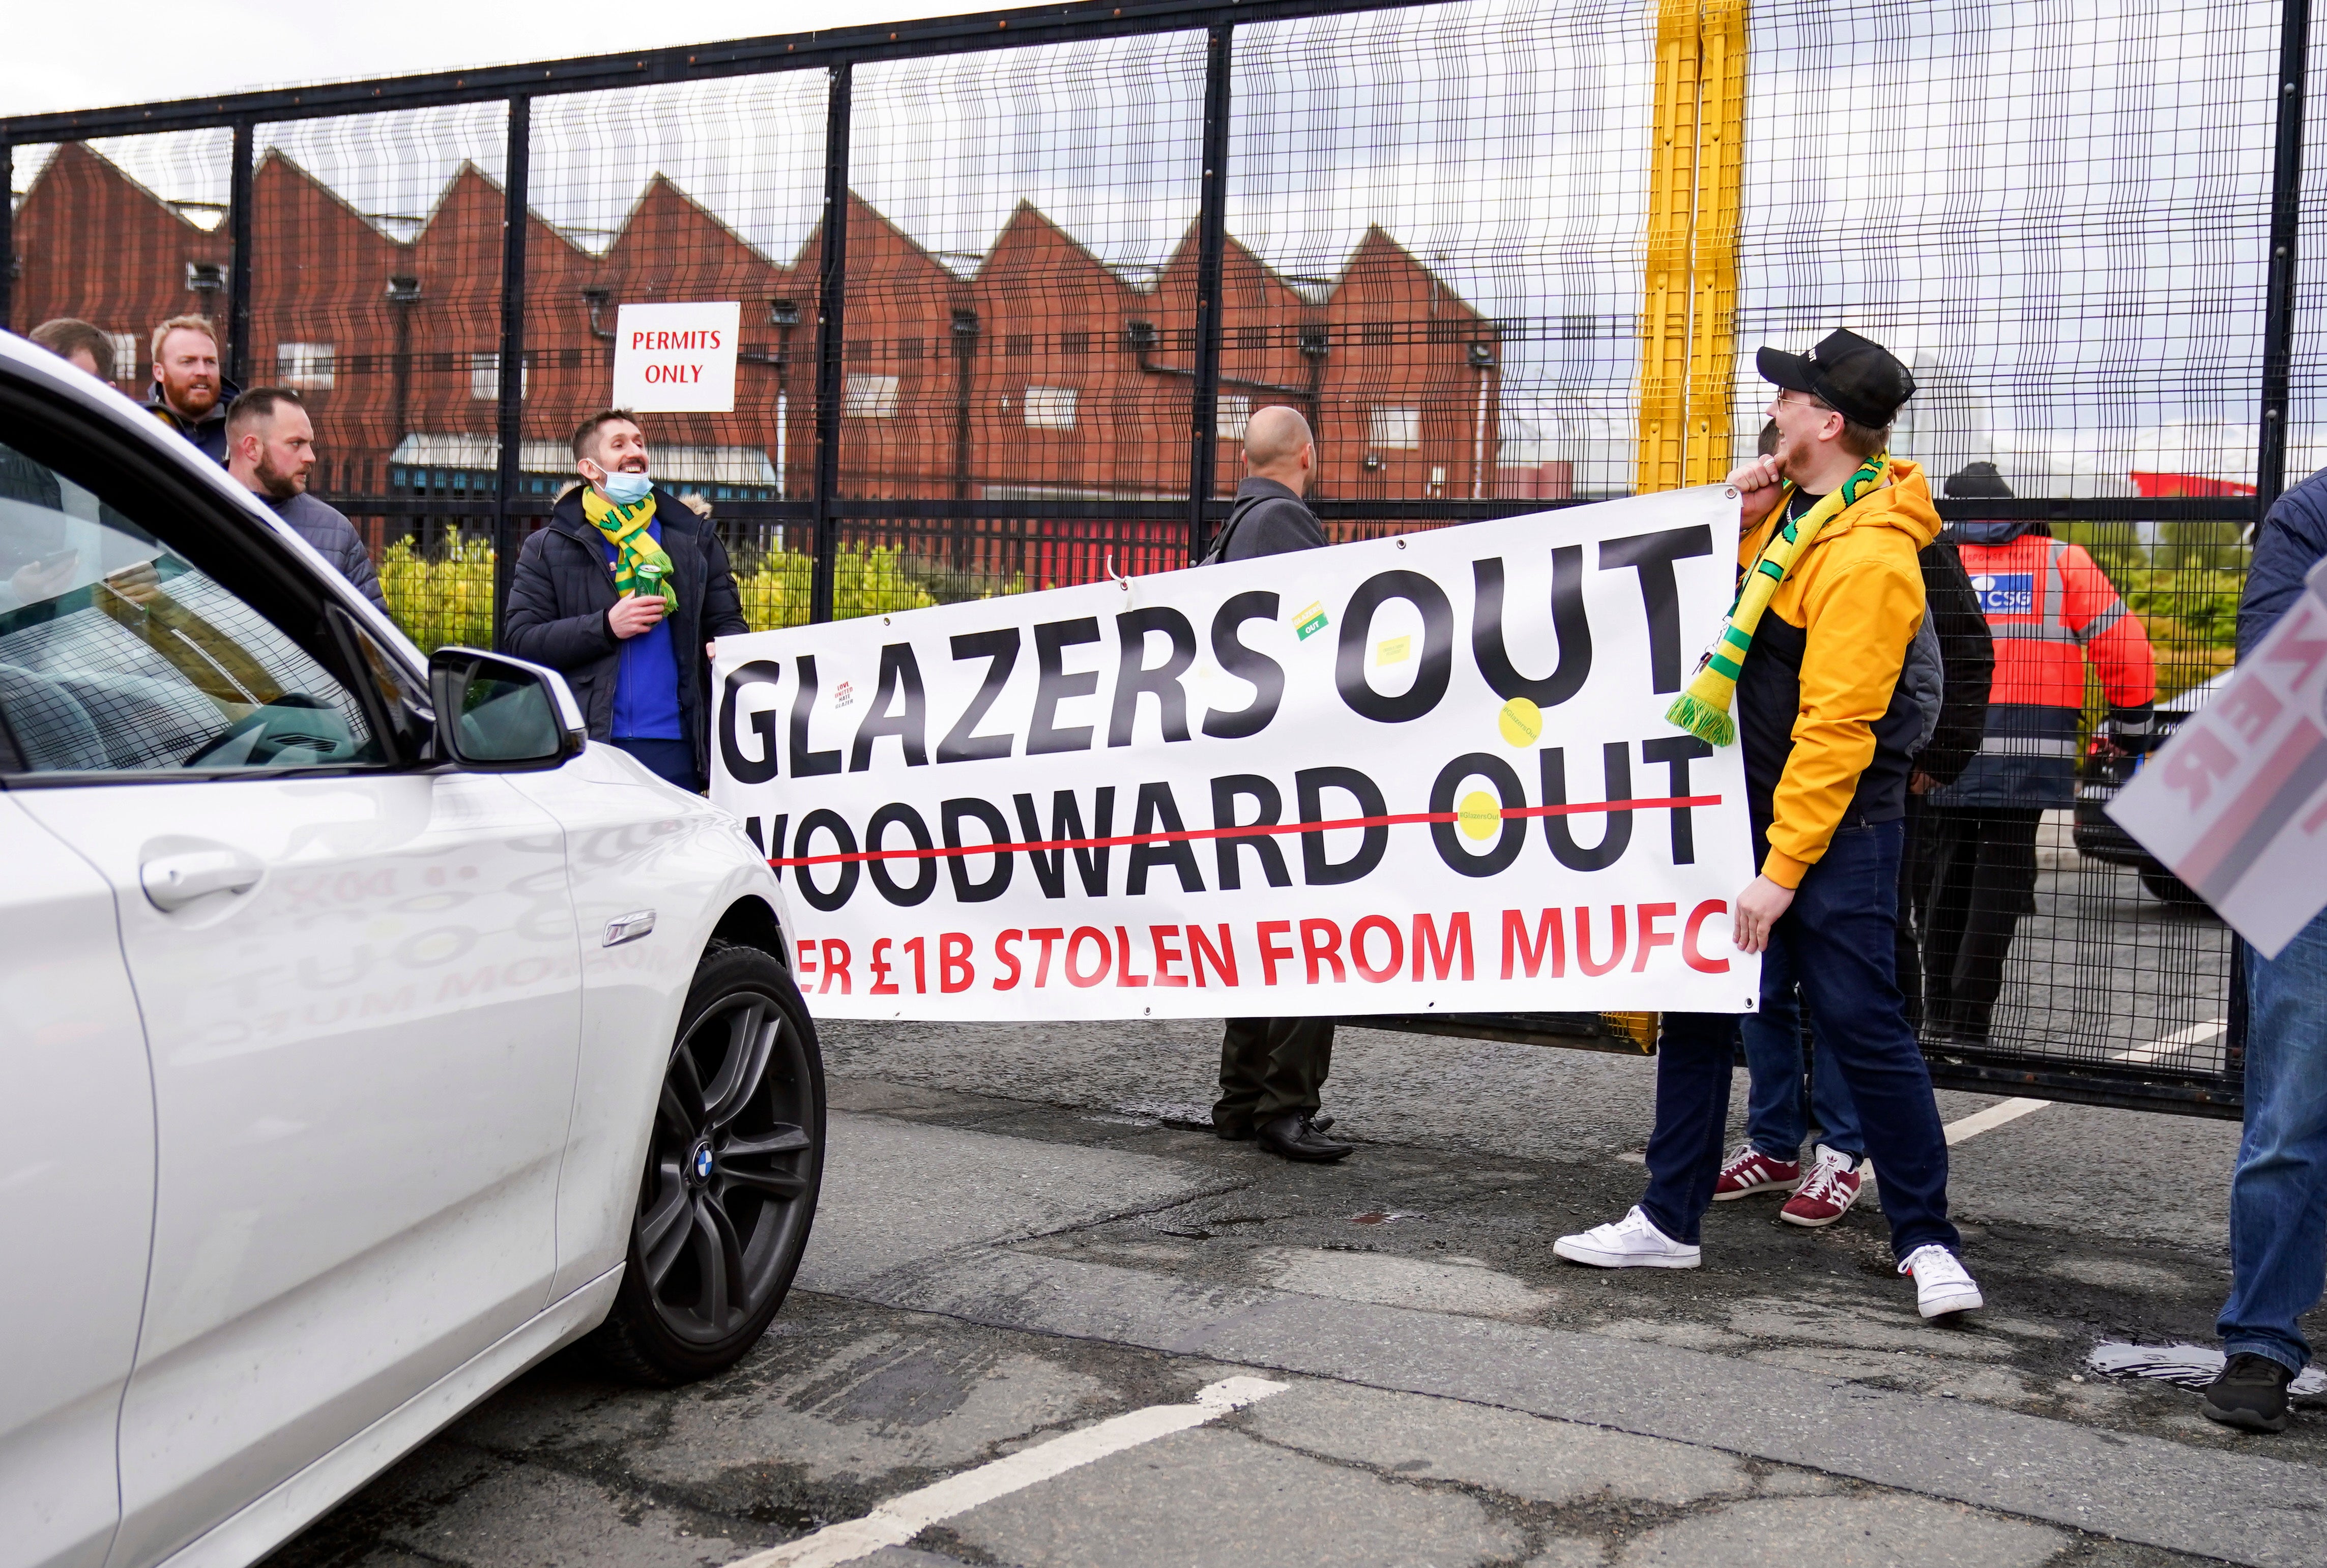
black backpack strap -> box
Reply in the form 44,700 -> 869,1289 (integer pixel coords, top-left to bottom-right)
1201,493 -> 1267,566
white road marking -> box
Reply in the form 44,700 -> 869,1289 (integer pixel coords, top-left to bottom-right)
1941,1019 -> 2228,1145
726,1375 -> 1290,1568
1943,1098 -> 2050,1144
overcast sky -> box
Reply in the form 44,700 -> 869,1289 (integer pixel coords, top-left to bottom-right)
5,1 -> 966,116
7,0 -> 2302,489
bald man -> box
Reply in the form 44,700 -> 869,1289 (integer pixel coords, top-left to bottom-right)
1207,405 -> 1352,1162
1206,404 -> 1330,562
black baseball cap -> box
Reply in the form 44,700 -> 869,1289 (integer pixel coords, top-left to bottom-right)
1756,329 -> 1915,428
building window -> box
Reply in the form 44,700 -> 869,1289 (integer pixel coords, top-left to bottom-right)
1216,394 -> 1253,442
1023,387 -> 1078,431
1006,333 -> 1034,359
470,352 -> 527,400
277,342 -> 336,391
845,374 -> 900,419
1369,405 -> 1420,450
105,331 -> 139,382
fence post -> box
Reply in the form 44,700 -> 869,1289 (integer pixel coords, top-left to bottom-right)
1682,0 -> 1748,487
2256,0 -> 2310,521
1187,23 -> 1235,562
0,141 -> 13,333
811,64 -> 854,626
227,120 -> 255,388
1634,0 -> 1701,495
492,94 -> 532,650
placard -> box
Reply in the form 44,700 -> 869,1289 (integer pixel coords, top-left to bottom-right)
610,301 -> 740,412
712,489 -> 1762,1020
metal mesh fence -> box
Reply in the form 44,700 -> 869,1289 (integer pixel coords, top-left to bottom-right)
5,0 -> 2315,1113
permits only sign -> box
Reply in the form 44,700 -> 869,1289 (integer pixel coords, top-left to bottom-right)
711,488 -> 1763,1021
2109,553 -> 2327,956
610,301 -> 740,412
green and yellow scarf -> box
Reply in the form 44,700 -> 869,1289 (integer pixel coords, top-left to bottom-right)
1664,451 -> 1890,747
581,485 -> 678,615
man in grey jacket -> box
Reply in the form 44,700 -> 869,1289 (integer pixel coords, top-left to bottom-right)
1207,405 -> 1352,1163
224,388 -> 385,614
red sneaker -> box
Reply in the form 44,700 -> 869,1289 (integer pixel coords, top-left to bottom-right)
1780,1144 -> 1865,1228
1712,1143 -> 1800,1201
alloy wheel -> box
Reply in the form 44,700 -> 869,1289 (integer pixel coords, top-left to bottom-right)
636,988 -> 818,1344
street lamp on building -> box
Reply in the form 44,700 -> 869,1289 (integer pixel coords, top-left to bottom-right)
1467,339 -> 1497,501
386,274 -> 421,448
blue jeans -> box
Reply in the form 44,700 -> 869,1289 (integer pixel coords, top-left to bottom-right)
1742,977 -> 1866,1164
2219,907 -> 2327,1376
610,736 -> 704,792
1642,819 -> 1957,1255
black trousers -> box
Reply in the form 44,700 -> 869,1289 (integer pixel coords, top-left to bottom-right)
1921,805 -> 2042,1043
1215,1017 -> 1334,1130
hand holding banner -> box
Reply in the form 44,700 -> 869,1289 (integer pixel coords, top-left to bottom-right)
2107,554 -> 2327,957
712,489 -> 1762,1019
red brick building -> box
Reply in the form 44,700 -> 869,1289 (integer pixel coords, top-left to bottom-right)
11,143 -> 1551,574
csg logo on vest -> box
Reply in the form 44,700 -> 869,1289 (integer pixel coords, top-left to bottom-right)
1969,572 -> 2034,618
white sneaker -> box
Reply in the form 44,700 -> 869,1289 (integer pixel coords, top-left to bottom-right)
1900,1243 -> 1984,1318
1554,1206 -> 1701,1269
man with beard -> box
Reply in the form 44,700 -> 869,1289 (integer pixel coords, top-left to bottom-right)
503,410 -> 747,792
1555,330 -> 1981,1321
144,315 -> 239,461
225,388 -> 385,612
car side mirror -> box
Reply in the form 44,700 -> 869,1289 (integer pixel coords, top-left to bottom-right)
428,647 -> 587,772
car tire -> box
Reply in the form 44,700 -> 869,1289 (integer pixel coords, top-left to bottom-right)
2139,866 -> 2210,911
590,939 -> 825,1386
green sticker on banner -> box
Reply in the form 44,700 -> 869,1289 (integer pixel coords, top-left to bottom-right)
1293,601 -> 1329,640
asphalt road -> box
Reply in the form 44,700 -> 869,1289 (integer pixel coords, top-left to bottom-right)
271,990 -> 2324,1568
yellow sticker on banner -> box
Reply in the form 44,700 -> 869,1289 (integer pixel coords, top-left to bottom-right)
1293,602 -> 1328,640
1498,696 -> 1544,747
1458,790 -> 1502,840
1377,635 -> 1412,666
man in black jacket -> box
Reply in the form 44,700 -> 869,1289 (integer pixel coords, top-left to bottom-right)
143,315 -> 239,463
503,410 -> 747,791
1208,405 -> 1352,1163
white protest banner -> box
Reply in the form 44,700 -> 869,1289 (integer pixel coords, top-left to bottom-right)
611,301 -> 740,412
2107,554 -> 2327,957
711,488 -> 1761,1020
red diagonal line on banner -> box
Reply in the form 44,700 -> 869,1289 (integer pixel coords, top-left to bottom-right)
765,794 -> 1725,868
2179,715 -> 2327,902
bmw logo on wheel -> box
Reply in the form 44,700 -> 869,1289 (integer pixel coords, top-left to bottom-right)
693,1146 -> 715,1181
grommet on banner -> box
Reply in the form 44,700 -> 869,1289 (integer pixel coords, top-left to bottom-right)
1397,538 -> 1407,549
1724,486 -> 1739,500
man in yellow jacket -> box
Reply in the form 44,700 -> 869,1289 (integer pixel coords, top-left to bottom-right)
1557,330 -> 1982,1320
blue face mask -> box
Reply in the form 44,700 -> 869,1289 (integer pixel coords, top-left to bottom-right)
598,469 -> 652,506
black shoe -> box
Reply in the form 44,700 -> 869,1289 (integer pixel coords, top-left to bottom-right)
2201,1353 -> 2295,1432
1258,1112 -> 1353,1163
1311,1114 -> 1335,1133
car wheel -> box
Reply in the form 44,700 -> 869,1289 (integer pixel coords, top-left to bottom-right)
2139,866 -> 2210,911
591,940 -> 824,1385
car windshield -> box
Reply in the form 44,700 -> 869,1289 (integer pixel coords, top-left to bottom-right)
0,441 -> 382,773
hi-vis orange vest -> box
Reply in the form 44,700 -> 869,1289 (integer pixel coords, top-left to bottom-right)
1943,533 -> 2156,807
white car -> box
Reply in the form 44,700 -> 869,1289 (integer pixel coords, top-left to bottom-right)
0,332 -> 825,1568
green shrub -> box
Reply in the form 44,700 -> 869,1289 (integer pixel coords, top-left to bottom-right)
377,531 -> 945,651
380,529 -> 497,653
